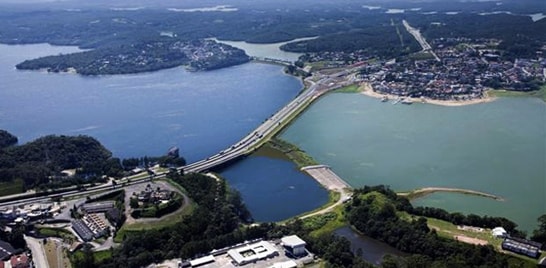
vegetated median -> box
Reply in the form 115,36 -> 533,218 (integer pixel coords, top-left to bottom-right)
260,138 -> 318,168
398,186 -> 504,201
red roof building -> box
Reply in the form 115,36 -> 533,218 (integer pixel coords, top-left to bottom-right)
10,254 -> 29,268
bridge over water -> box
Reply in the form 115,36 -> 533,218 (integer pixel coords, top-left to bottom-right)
1,65 -> 357,207
182,68 -> 356,174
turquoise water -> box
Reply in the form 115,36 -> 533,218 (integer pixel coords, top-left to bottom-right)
0,43 -> 328,220
281,93 -> 546,232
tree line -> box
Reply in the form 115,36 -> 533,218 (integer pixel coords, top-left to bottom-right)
345,185 -> 536,268
0,130 -> 185,193
2,4 -> 543,66
0,132 -> 113,190
83,171 -> 372,268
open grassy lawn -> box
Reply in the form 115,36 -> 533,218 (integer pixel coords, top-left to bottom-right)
307,204 -> 347,237
333,84 -> 361,93
37,227 -> 78,243
425,217 -> 542,265
489,85 -> 546,102
72,250 -> 111,266
44,240 -> 60,268
0,179 -> 24,196
93,250 -> 113,263
114,195 -> 194,243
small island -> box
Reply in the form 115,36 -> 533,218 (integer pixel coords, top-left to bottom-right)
15,39 -> 250,75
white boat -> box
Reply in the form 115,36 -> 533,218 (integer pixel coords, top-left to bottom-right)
401,98 -> 413,105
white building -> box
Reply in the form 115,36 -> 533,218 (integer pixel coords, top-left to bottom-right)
281,235 -> 307,257
189,255 -> 215,267
227,241 -> 279,266
492,227 -> 508,238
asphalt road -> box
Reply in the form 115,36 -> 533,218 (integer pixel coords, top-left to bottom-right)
25,235 -> 49,268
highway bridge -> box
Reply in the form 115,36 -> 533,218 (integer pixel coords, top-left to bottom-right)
0,69 -> 356,207
250,56 -> 293,66
182,75 -> 342,173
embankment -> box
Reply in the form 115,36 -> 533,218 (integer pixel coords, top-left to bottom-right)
399,187 -> 504,201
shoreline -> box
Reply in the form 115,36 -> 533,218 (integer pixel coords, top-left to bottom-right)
359,82 -> 496,106
399,187 -> 504,201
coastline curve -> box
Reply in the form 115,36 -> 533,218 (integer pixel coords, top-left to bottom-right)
398,187 -> 505,201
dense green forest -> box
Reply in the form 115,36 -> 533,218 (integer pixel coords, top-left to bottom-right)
15,39 -> 249,75
0,131 -> 114,190
0,130 -> 186,192
1,1 -> 543,73
407,13 -> 546,59
0,224 -> 26,251
82,171 -> 372,268
531,215 -> 546,248
15,41 -> 189,75
0,130 -> 18,149
281,21 -> 420,57
345,185 -> 535,267
79,181 -> 545,267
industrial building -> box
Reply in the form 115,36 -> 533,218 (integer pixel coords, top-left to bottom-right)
80,201 -> 115,214
227,241 -> 279,266
502,237 -> 542,259
188,255 -> 215,267
281,235 -> 307,258
72,219 -> 94,242
0,240 -> 16,261
175,235 -> 312,268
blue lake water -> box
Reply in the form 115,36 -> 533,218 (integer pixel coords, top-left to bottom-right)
0,44 -> 301,162
0,43 -> 329,221
220,156 -> 328,222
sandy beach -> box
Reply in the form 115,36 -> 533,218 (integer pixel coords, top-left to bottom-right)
358,82 -> 496,107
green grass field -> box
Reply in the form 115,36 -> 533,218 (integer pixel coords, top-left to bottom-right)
114,192 -> 194,243
307,204 -> 347,237
425,217 -> 543,265
488,85 -> 546,102
333,84 -> 361,93
37,227 -> 78,242
93,250 -> 113,263
71,249 -> 112,265
0,179 -> 24,196
262,138 -> 319,168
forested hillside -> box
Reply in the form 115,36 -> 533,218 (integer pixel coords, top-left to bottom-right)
2,1 -> 543,71
345,186 -> 535,267
0,130 -> 116,189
